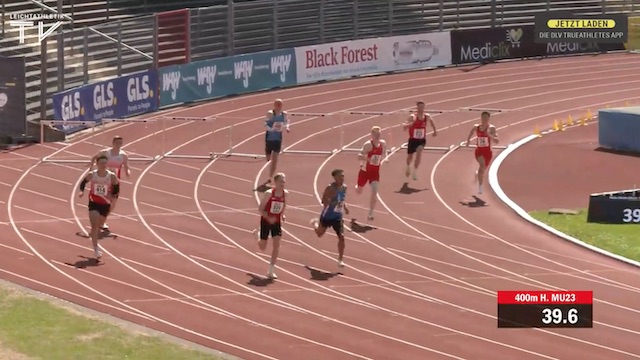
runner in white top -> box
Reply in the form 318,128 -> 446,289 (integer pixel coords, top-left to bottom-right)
89,135 -> 130,232
79,154 -> 119,259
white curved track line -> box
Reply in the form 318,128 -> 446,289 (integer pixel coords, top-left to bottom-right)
135,102 -> 476,358
7,152 -> 278,360
426,97 -> 640,296
176,79 -> 584,357
131,126 -> 380,360
309,83 -> 640,299
190,139 -> 561,358
8,54 -> 636,358
309,96 -> 640,355
488,134 -> 640,269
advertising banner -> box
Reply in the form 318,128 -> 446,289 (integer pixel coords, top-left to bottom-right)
294,31 -> 452,84
52,70 -> 158,134
0,56 -> 26,139
543,41 -> 625,56
451,26 -> 546,64
623,16 -> 640,51
158,48 -> 297,107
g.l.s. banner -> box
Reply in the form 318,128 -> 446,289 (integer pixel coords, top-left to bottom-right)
158,48 -> 297,107
52,70 -> 158,134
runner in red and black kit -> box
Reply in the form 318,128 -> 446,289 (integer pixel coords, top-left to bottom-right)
403,101 -> 437,181
78,154 -> 119,259
355,126 -> 387,220
466,111 -> 499,194
254,173 -> 288,279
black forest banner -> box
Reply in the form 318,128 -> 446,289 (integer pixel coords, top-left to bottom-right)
0,56 -> 26,139
451,26 -> 544,64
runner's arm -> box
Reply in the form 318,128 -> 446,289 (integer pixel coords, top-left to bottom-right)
428,115 -> 437,136
122,153 -> 131,177
402,115 -> 414,130
380,140 -> 389,163
283,111 -> 290,132
258,190 -> 271,217
110,173 -> 120,198
88,150 -> 104,170
321,186 -> 334,207
466,125 -> 477,146
282,189 -> 289,217
358,142 -> 373,168
78,173 -> 92,194
264,111 -> 274,131
489,125 -> 499,143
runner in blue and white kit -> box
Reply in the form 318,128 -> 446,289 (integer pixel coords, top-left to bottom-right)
311,169 -> 349,267
263,99 -> 289,185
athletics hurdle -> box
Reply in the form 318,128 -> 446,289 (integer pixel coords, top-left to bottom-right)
39,120 -> 96,146
280,112 -> 339,156
101,118 -> 160,161
40,118 -> 160,163
159,116 -> 231,160
458,107 -> 505,113
395,109 -> 455,153
40,120 -> 98,163
457,141 -> 508,150
338,110 -> 401,153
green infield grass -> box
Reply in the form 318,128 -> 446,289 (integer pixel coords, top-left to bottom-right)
529,209 -> 640,262
0,287 -> 225,360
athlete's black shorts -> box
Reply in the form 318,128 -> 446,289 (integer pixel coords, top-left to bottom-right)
259,218 -> 282,240
407,138 -> 427,154
88,201 -> 111,217
319,216 -> 344,235
265,136 -> 282,155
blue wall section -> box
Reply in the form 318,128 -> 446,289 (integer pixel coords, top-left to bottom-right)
598,107 -> 640,153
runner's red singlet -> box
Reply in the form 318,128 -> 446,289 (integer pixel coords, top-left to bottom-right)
263,189 -> 286,223
88,170 -> 113,205
476,125 -> 492,149
408,114 -> 428,140
366,140 -> 384,172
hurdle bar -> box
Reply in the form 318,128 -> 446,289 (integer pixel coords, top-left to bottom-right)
40,120 -> 98,163
399,143 -> 455,152
337,110 -> 412,153
459,107 -> 505,113
159,116 -> 230,160
281,111 -> 338,156
99,118 -> 160,161
40,120 -> 97,145
101,117 -> 157,124
457,141 -> 509,149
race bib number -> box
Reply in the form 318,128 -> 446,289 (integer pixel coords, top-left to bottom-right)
269,201 -> 284,214
413,128 -> 425,139
478,137 -> 489,147
272,122 -> 283,132
369,154 -> 382,166
93,184 -> 108,196
335,201 -> 344,213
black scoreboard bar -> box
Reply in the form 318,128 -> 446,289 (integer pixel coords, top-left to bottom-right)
587,189 -> 640,224
497,291 -> 593,328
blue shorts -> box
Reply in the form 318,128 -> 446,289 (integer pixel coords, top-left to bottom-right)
319,216 -> 343,235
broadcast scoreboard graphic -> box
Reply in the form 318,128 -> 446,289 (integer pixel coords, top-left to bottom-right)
535,12 -> 628,44
497,290 -> 594,328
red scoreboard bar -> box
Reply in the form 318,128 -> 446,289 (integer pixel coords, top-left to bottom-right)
497,290 -> 594,328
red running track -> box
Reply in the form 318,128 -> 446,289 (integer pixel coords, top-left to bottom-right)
2,53 -> 640,360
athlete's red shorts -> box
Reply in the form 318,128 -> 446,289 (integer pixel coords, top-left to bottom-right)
357,168 -> 380,187
474,148 -> 493,165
